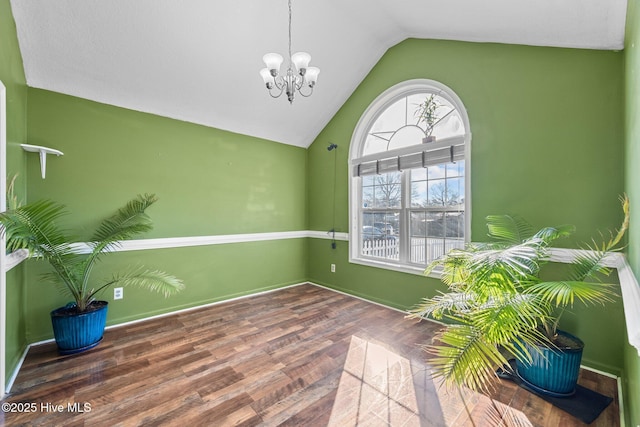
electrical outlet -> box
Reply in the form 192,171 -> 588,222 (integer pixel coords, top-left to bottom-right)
331,264 -> 336,273
114,287 -> 123,300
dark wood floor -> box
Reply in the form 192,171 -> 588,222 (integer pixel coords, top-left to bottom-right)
1,284 -> 619,426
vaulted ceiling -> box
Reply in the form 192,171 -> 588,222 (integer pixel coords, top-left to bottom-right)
10,0 -> 628,148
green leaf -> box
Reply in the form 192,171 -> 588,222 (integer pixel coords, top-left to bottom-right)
485,214 -> 533,244
528,281 -> 616,307
90,193 -> 157,251
426,325 -> 510,393
88,268 -> 185,302
406,292 -> 475,321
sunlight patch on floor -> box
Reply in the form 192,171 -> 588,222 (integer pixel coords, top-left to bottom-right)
328,335 -> 534,427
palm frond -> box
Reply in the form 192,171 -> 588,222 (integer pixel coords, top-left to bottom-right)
80,194 -> 159,297
485,213 -> 572,248
470,293 -> 550,341
528,280 -> 616,307
568,251 -> 612,282
567,195 -> 629,283
407,292 -> 475,321
88,268 -> 185,302
466,240 -> 544,286
532,224 -> 575,243
0,199 -> 68,253
41,271 -> 81,302
426,324 -> 509,393
90,193 -> 157,251
610,194 -> 630,249
0,199 -> 80,286
427,249 -> 472,287
485,214 -> 534,244
7,173 -> 22,211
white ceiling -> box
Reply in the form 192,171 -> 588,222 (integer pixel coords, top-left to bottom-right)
10,0 -> 628,148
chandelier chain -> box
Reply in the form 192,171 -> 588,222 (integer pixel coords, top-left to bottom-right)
288,0 -> 292,62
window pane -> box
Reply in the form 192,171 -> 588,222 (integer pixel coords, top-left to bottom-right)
388,126 -> 424,151
361,212 -> 400,261
362,186 -> 374,208
363,134 -> 389,155
411,211 -> 461,263
427,180 -> 448,206
363,212 -> 375,228
407,93 -> 425,125
410,212 -> 426,264
426,212 -> 445,238
447,177 -> 465,206
362,175 -> 375,186
411,181 -> 427,207
369,172 -> 401,208
446,161 -> 464,178
411,168 -> 427,181
412,94 -> 464,142
431,107 -> 465,140
363,97 -> 407,156
446,211 -> 465,239
427,164 -> 446,180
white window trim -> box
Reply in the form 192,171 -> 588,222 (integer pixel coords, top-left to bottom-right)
348,79 -> 472,275
0,80 -> 6,399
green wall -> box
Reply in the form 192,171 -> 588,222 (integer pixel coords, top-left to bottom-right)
24,240 -> 307,342
23,89 -> 308,342
307,39 -> 626,373
2,2 -> 638,421
26,90 -> 307,238
624,0 -> 640,425
0,0 -> 28,388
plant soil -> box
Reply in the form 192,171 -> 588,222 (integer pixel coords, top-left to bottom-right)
550,332 -> 584,350
51,300 -> 108,317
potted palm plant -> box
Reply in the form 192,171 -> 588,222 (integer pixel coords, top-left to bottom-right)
0,193 -> 184,354
407,195 -> 629,396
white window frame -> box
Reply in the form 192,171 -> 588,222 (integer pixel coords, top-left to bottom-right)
0,80 -> 7,398
348,79 -> 472,276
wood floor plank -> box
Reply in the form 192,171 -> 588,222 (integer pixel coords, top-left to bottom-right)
2,283 -> 620,426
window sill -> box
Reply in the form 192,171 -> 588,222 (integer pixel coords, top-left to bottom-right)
348,257 -> 442,279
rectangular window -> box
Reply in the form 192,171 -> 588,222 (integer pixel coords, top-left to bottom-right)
361,172 -> 400,262
408,161 -> 465,265
358,163 -> 464,267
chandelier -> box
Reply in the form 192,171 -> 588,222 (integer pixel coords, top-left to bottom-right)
259,0 -> 319,104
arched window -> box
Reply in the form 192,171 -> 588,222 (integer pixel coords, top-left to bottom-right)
349,79 -> 471,274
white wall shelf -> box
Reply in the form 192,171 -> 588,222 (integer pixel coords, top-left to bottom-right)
21,144 -> 63,179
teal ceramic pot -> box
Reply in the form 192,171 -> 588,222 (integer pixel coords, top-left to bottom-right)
515,330 -> 584,397
50,301 -> 108,355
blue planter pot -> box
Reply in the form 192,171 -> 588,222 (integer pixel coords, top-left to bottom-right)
515,330 -> 584,397
50,301 -> 108,355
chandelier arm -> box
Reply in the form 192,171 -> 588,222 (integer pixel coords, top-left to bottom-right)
267,84 -> 286,99
298,86 -> 314,98
273,75 -> 286,91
